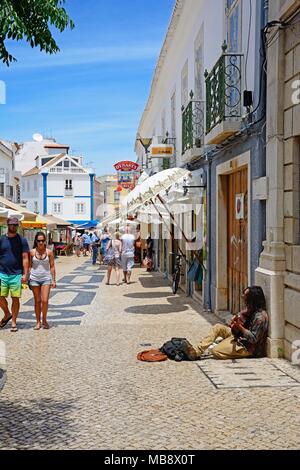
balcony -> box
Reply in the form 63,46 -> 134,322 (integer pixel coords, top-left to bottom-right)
49,167 -> 85,174
162,134 -> 177,169
205,43 -> 243,145
181,91 -> 205,161
65,188 -> 73,196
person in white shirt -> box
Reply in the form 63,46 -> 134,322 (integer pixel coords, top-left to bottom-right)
121,225 -> 135,284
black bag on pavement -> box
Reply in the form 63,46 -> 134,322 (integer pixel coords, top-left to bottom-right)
160,337 -> 191,362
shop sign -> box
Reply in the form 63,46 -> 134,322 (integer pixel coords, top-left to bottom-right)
114,161 -> 139,172
113,161 -> 140,190
150,145 -> 174,158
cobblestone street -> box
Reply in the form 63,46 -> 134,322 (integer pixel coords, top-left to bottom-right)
0,256 -> 300,450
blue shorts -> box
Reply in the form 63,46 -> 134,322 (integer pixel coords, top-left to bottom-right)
29,279 -> 52,287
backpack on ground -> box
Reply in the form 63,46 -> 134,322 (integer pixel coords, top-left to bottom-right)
160,337 -> 193,361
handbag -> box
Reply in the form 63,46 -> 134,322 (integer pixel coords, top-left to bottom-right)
104,241 -> 115,263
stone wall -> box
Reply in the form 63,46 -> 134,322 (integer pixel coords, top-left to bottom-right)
283,8 -> 300,359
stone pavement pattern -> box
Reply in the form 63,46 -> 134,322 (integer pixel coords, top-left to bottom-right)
0,257 -> 300,450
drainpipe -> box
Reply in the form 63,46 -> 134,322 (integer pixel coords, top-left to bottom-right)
41,172 -> 48,215
205,155 -> 212,312
89,173 -> 95,221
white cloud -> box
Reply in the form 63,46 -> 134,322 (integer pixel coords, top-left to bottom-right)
10,44 -> 160,69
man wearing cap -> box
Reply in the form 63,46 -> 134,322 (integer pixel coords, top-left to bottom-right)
0,217 -> 30,332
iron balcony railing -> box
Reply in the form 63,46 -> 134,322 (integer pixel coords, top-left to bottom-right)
205,42 -> 243,135
162,134 -> 176,169
181,91 -> 205,155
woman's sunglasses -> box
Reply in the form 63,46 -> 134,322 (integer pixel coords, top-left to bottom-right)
37,240 -> 46,243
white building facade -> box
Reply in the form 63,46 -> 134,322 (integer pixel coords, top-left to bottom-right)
0,140 -> 20,203
135,0 -> 259,169
14,138 -> 70,175
22,154 -> 98,225
134,0 -> 268,333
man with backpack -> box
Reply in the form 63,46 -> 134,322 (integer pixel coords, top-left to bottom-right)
0,217 -> 30,332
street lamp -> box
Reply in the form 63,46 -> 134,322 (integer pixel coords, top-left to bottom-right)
136,136 -> 152,169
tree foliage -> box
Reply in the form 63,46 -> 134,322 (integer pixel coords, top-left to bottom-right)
0,0 -> 74,65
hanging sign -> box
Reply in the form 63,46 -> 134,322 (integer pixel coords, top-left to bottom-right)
114,161 -> 139,172
113,161 -> 140,190
150,144 -> 174,158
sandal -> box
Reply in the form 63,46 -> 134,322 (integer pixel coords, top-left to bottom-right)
42,323 -> 50,329
10,326 -> 18,332
0,315 -> 12,328
33,325 -> 41,331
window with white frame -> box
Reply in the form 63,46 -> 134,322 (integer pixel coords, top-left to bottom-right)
53,202 -> 62,214
114,191 -> 120,202
27,179 -> 30,191
22,181 -> 25,192
225,0 -> 241,53
194,26 -> 204,100
34,201 -> 38,213
181,60 -> 189,107
65,179 -> 73,189
34,179 -> 37,191
76,202 -> 85,214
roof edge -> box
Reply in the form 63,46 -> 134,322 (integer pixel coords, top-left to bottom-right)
134,0 -> 184,149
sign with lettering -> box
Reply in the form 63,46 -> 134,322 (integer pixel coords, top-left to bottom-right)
113,161 -> 140,190
113,161 -> 139,172
150,145 -> 174,158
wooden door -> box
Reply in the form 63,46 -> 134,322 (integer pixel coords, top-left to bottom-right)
227,168 -> 248,314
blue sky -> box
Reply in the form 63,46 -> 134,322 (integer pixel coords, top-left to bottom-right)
0,0 -> 174,175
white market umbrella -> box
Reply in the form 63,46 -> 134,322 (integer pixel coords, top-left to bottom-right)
107,217 -> 121,226
0,208 -> 24,221
122,168 -> 190,212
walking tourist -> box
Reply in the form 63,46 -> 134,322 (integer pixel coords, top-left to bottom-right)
121,225 -> 135,284
0,217 -> 30,332
100,227 -> 111,261
73,233 -> 82,257
145,234 -> 154,271
105,231 -> 122,285
29,232 -> 56,330
82,230 -> 91,256
176,286 -> 269,360
90,230 -> 100,265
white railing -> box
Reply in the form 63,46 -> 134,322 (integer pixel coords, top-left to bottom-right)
65,189 -> 74,196
49,167 -> 85,174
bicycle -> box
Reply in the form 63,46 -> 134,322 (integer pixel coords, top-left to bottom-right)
170,252 -> 186,294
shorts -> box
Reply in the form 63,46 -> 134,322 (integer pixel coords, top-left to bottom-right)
29,279 -> 52,287
107,257 -> 122,268
121,255 -> 134,272
0,273 -> 22,298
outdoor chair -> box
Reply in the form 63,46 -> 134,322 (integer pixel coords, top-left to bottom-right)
61,243 -> 73,256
